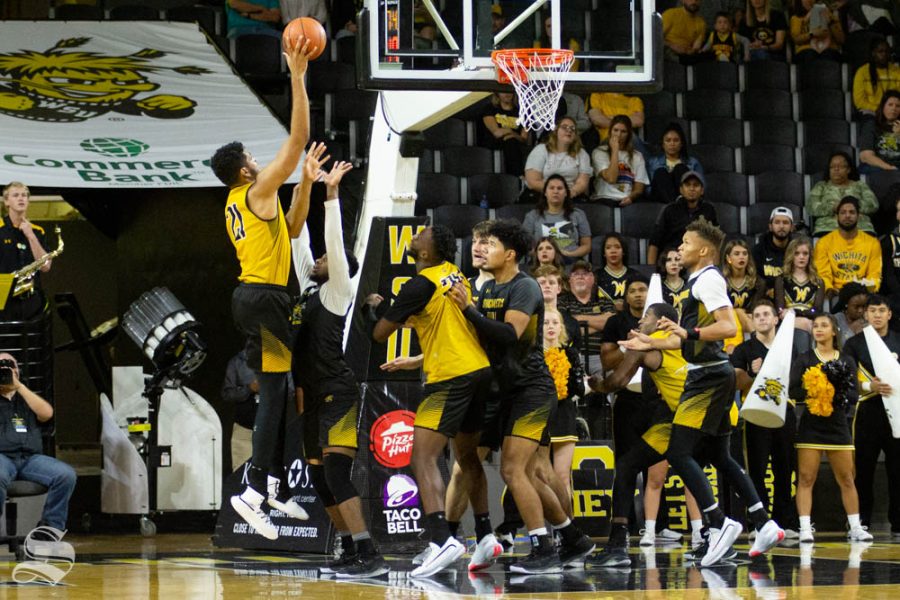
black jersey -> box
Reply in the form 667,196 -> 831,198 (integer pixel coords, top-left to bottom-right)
682,265 -> 732,364
477,272 -> 553,391
293,289 -> 357,398
663,279 -> 688,315
595,265 -> 634,306
726,277 -> 765,310
782,276 -> 818,311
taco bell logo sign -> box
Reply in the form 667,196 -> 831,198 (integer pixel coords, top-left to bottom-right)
382,474 -> 423,534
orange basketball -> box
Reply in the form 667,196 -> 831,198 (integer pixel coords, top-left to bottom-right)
282,17 -> 327,60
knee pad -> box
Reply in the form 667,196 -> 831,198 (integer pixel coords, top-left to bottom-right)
324,453 -> 358,505
308,463 -> 336,507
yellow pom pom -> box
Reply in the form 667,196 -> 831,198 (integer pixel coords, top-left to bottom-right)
802,364 -> 835,417
544,347 -> 571,400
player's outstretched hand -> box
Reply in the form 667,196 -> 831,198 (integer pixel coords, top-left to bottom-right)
447,281 -> 470,311
302,141 -> 330,183
284,38 -> 316,77
619,335 -> 652,352
656,316 -> 687,339
323,161 -> 353,195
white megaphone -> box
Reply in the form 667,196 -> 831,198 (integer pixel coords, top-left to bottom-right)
740,309 -> 796,428
626,274 -> 665,392
862,325 -> 900,438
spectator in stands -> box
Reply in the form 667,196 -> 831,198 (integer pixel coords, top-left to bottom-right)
524,117 -> 592,200
645,122 -> 705,204
833,282 -> 869,346
740,0 -> 788,60
790,0 -> 845,63
591,115 -> 649,207
852,38 -> 900,117
807,151 -> 879,236
558,260 -> 616,376
595,233 -> 639,312
226,0 -> 282,39
722,238 -> 767,334
701,11 -> 748,62
531,236 -> 567,273
774,237 -> 824,332
646,171 -> 717,264
662,0 -> 707,64
753,206 -> 795,293
814,196 -> 882,299
880,194 -> 900,329
535,14 -> 582,72
557,93 -> 592,135
845,1 -> 900,40
534,265 -> 580,343
332,0 -> 361,39
586,92 -> 644,148
0,352 -> 76,532
657,247 -> 687,312
859,90 -> 900,172
279,0 -> 326,25
480,92 -> 531,176
522,175 -> 592,264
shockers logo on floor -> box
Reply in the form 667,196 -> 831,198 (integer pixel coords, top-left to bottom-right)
369,409 -> 416,468
382,474 -> 423,535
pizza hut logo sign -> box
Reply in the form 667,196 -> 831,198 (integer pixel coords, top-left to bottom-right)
369,410 -> 415,468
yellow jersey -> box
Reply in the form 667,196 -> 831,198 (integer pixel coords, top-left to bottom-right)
648,330 -> 688,412
225,183 -> 291,286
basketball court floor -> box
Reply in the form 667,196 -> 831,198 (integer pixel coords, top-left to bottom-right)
4,532 -> 900,598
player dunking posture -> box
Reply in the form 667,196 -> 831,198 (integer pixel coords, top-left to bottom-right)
448,220 -> 594,574
211,39 -> 316,540
369,224 -> 502,576
621,218 -> 784,566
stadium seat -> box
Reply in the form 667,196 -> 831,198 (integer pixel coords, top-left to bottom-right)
333,89 -> 377,121
433,205 -> 489,238
336,36 -> 356,64
53,4 -> 104,19
424,118 -> 468,150
642,91 -> 677,120
495,204 -> 532,222
796,60 -> 843,91
415,174 -> 460,215
712,202 -> 741,235
458,237 -> 474,276
692,61 -> 739,91
691,144 -> 735,173
748,118 -> 797,146
695,118 -> 744,148
748,202 -> 802,234
663,61 -> 688,93
440,146 -> 494,177
798,89 -> 847,120
466,173 -> 521,207
744,61 -> 791,91
109,5 -> 160,20
233,34 -> 286,93
802,143 -> 854,175
742,89 -> 793,120
864,170 -> 900,205
704,172 -> 749,207
580,204 -> 616,236
844,30 -> 883,71
418,149 -> 435,173
743,144 -> 796,174
621,203 -> 666,239
754,171 -> 805,206
684,89 -> 735,120
801,119 -> 851,146
167,5 -> 220,34
643,117 -> 690,148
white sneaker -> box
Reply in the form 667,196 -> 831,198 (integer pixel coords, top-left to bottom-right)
691,528 -> 704,550
783,528 -> 800,540
799,527 -> 815,544
657,528 -> 682,542
267,496 -> 310,520
749,520 -> 785,557
848,526 -> 874,542
639,529 -> 655,546
701,518 -> 743,567
230,487 -> 278,540
468,533 -> 503,571
411,537 -> 465,578
412,544 -> 434,566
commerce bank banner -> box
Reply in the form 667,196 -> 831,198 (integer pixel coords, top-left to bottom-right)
0,21 -> 296,188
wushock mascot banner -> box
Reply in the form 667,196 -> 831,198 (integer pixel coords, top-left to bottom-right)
0,21 -> 291,187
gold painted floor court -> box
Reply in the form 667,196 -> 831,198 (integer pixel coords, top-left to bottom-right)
3,532 -> 900,598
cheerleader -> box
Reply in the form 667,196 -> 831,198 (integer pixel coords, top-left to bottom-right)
789,314 -> 873,543
595,233 -> 638,312
774,237 -> 824,333
543,306 -> 585,511
657,246 -> 687,315
722,238 -> 767,335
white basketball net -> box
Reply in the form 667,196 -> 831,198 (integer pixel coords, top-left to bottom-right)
492,49 -> 575,132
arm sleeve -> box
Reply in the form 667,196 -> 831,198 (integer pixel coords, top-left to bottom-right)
806,182 -> 831,218
507,277 -> 543,316
577,149 -> 593,175
729,342 -> 749,370
857,181 -> 880,216
319,199 -> 353,315
524,144 -> 547,174
695,269 -> 732,313
574,209 -> 592,238
463,306 -> 519,346
382,275 -> 436,323
291,224 -> 315,290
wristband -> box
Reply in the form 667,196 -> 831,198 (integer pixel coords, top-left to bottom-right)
686,327 -> 700,341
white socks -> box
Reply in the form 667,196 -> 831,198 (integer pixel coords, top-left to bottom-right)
645,519 -> 656,535
691,519 -> 703,533
799,515 -> 811,530
848,514 -> 861,529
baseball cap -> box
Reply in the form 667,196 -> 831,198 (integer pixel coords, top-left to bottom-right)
492,4 -> 502,16
769,206 -> 794,222
680,170 -> 705,186
570,259 -> 593,274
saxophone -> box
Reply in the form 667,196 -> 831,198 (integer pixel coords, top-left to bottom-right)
12,226 -> 64,297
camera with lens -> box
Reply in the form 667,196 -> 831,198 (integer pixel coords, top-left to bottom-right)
0,359 -> 15,386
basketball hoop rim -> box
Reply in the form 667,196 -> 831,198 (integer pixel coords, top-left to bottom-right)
491,48 -> 574,84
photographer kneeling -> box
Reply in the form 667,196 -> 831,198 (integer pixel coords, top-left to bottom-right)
0,353 -> 75,531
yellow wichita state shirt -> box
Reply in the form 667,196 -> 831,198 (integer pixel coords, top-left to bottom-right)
225,183 -> 291,286
648,330 -> 688,412
408,263 -> 490,384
